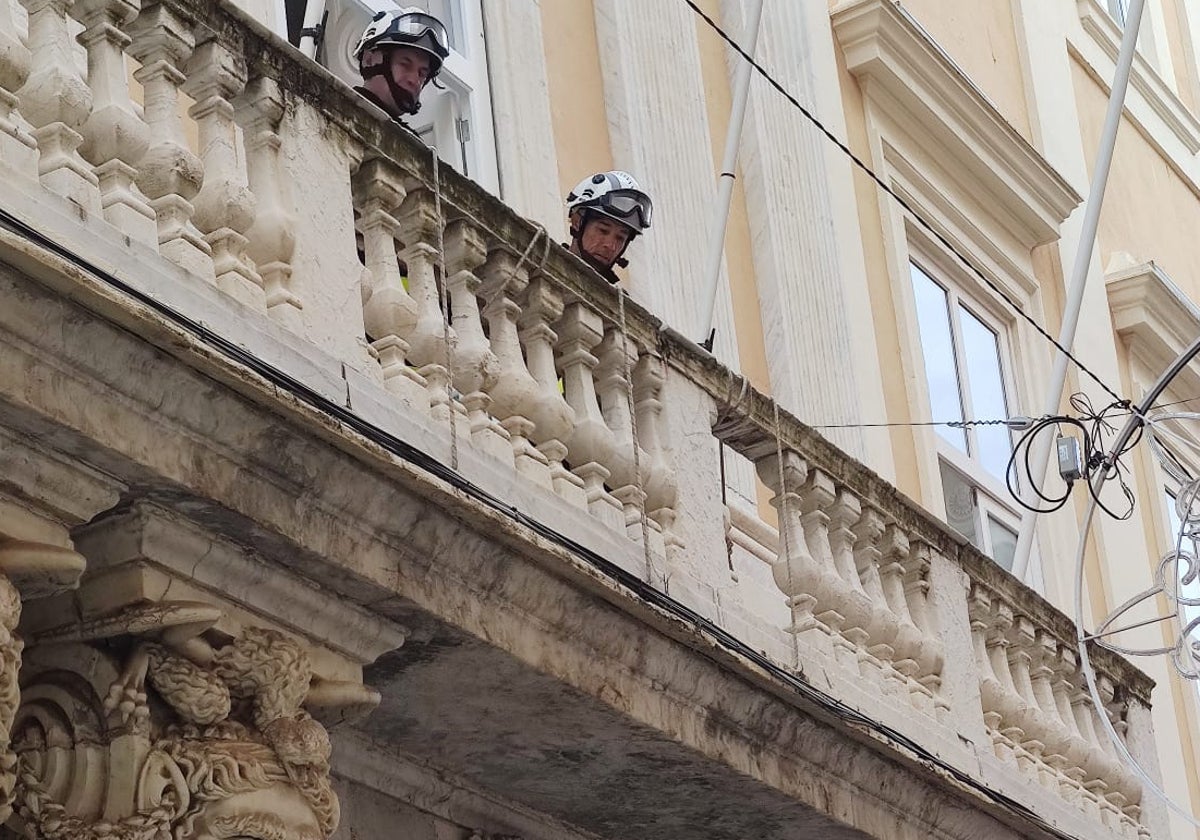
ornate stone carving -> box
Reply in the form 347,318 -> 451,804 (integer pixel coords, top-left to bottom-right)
9,607 -> 363,839
0,575 -> 20,827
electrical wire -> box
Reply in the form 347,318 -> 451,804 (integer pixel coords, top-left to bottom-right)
1006,393 -> 1139,519
812,417 -> 1022,430
682,0 -> 1127,409
0,204 -> 1092,840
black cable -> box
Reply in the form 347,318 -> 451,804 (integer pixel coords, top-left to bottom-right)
812,417 -> 1018,430
1006,395 -> 1138,519
0,205 -> 1092,840
683,0 -> 1127,409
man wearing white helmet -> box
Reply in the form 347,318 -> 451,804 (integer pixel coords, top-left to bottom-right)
565,170 -> 653,285
352,7 -> 450,121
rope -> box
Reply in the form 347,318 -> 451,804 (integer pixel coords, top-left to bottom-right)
617,287 -> 655,584
508,224 -> 548,288
430,152 -> 458,469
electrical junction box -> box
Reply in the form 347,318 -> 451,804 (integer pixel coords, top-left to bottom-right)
1057,435 -> 1084,482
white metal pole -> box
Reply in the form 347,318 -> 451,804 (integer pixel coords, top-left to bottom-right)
298,0 -> 329,59
1010,0 -> 1145,582
697,0 -> 765,348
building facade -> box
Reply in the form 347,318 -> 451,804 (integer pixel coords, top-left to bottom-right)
0,0 -> 1195,838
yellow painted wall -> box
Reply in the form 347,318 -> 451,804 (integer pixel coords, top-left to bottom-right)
835,46 -> 924,503
899,0 -> 1033,141
540,0 -> 614,203
1071,57 -> 1200,300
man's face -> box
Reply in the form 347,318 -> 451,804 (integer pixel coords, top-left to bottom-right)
363,45 -> 432,114
387,46 -> 432,101
576,215 -> 633,268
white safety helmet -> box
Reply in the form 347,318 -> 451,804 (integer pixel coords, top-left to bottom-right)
565,170 -> 654,239
353,7 -> 450,82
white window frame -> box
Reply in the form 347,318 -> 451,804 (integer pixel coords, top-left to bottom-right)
906,249 -> 1026,570
407,0 -> 498,192
1107,0 -> 1130,27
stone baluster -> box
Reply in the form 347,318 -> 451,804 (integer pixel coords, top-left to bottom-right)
558,304 -> 622,530
479,248 -> 554,486
902,543 -> 946,716
16,0 -> 101,211
1102,704 -> 1146,838
0,0 -> 37,173
443,220 -> 507,460
1071,675 -> 1121,821
1096,675 -> 1143,825
984,598 -> 1036,770
851,508 -> 899,682
126,3 -> 212,277
1006,615 -> 1056,787
632,353 -> 678,546
594,327 -> 653,542
826,489 -> 879,665
518,276 -> 584,507
755,450 -> 841,658
75,0 -> 156,244
798,469 -> 858,668
183,39 -> 261,306
352,158 -> 424,412
876,526 -> 926,700
1050,645 -> 1101,814
968,585 -> 1015,763
396,188 -> 453,373
234,75 -> 300,328
1029,631 -> 1074,794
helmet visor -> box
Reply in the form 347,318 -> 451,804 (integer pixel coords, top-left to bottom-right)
598,189 -> 652,230
384,12 -> 450,57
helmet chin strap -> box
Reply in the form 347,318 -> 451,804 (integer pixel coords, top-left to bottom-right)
361,64 -> 420,115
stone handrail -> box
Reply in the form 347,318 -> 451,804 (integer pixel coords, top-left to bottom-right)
0,0 -> 1155,836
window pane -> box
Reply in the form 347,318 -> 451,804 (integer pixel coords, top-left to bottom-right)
910,265 -> 967,452
986,515 -> 1017,571
940,461 -> 979,547
959,307 -> 1011,481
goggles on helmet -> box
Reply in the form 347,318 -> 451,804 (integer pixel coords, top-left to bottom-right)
591,189 -> 652,231
384,12 -> 450,57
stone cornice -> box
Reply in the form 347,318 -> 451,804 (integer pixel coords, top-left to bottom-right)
832,0 -> 1081,248
1106,260 -> 1200,396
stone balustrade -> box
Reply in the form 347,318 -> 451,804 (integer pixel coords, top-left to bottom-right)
0,1 -> 1157,837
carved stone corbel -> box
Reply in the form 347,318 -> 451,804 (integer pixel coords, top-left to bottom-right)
11,601 -> 381,839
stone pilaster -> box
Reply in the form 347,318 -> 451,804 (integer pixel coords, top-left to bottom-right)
719,0 -> 874,461
481,0 -> 563,240
592,0 -> 740,368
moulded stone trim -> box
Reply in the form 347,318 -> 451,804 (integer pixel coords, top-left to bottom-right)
1075,0 -> 1200,156
832,0 -> 1081,248
1105,260 -> 1200,396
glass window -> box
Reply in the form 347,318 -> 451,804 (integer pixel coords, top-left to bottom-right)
911,267 -> 967,452
912,261 -> 1020,569
986,515 -> 1017,572
1108,0 -> 1130,26
910,262 -> 1013,482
